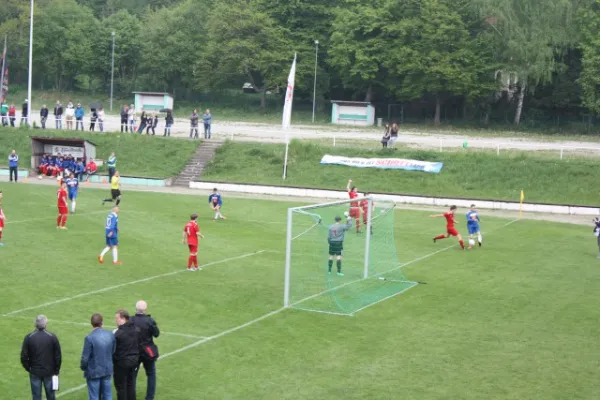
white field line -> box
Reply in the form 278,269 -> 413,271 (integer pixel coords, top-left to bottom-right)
291,218 -> 520,312
2,315 -> 206,339
5,210 -> 108,225
351,283 -> 419,314
3,251 -> 265,316
58,308 -> 287,398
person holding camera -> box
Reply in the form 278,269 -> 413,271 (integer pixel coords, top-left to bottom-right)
131,300 -> 160,400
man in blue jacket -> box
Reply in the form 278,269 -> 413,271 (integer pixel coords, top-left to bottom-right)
81,313 -> 116,400
8,149 -> 18,182
75,103 -> 85,131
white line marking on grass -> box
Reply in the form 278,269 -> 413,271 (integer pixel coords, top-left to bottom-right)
1,315 -> 207,339
56,307 -> 287,398
3,251 -> 266,316
351,284 -> 419,314
5,210 -> 108,225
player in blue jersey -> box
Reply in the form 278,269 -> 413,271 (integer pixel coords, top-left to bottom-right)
466,204 -> 482,249
65,172 -> 79,214
208,188 -> 226,221
98,206 -> 121,265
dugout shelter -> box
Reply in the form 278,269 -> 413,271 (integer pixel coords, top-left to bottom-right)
330,100 -> 376,126
30,137 -> 97,170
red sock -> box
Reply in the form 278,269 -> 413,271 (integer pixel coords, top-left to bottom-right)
57,215 -> 62,227
61,215 -> 68,227
459,240 -> 465,249
356,219 -> 360,231
187,256 -> 193,268
434,234 -> 446,240
0,231 -> 3,240
192,255 -> 198,267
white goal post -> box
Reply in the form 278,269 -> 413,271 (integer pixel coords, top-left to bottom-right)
283,196 -> 374,308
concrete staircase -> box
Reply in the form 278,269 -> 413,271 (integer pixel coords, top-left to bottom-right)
172,140 -> 223,187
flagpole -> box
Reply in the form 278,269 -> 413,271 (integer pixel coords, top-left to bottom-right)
0,36 -> 6,103
27,0 -> 34,127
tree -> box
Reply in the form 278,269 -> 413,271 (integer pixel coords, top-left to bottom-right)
385,0 -> 482,124
328,0 -> 391,101
205,0 -> 292,110
477,0 -> 582,124
578,0 -> 600,115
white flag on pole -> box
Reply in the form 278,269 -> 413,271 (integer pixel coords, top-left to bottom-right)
282,53 -> 297,180
282,53 -> 297,130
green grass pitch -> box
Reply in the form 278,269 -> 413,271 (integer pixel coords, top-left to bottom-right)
0,184 -> 599,399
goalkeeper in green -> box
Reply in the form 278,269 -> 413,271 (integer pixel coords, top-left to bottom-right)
328,214 -> 353,276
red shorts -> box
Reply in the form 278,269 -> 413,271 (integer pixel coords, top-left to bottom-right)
188,244 -> 198,253
58,207 -> 68,215
0,219 -> 4,228
447,227 -> 459,237
349,208 -> 360,219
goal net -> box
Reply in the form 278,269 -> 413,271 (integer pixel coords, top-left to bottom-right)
284,197 -> 417,316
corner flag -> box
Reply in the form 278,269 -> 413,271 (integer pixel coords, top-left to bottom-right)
519,189 -> 524,217
282,53 -> 297,180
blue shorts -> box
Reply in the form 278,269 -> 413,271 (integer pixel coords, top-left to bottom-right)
106,236 -> 118,247
68,191 -> 78,200
467,224 -> 480,235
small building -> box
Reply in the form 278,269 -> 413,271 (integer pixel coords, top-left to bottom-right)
330,101 -> 376,126
133,92 -> 174,112
30,137 -> 97,169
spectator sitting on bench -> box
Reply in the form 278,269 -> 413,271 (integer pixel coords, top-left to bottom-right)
85,158 -> 98,182
75,159 -> 85,181
46,156 -> 57,177
38,154 -> 49,178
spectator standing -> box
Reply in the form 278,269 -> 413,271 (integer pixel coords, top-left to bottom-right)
40,105 -> 49,129
120,105 -> 128,133
0,100 -> 8,126
389,121 -> 399,149
75,103 -> 85,131
75,159 -> 85,181
127,105 -> 136,133
8,149 -> 18,183
21,99 -> 28,126
164,111 -> 173,137
131,300 -> 160,400
190,109 -> 199,139
203,109 -> 212,139
8,104 -> 16,127
381,123 -> 391,149
107,152 -> 117,182
20,315 -> 62,400
53,101 -> 63,129
137,111 -> 147,134
145,114 -> 153,135
113,309 -> 139,400
81,313 -> 115,400
98,107 -> 105,132
65,102 -> 75,130
90,109 -> 98,131
150,114 -> 158,136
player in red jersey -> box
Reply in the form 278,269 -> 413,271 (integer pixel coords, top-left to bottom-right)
182,213 -> 204,271
360,192 -> 374,234
346,179 -> 361,233
57,181 -> 69,230
0,191 -> 5,246
431,205 -> 465,249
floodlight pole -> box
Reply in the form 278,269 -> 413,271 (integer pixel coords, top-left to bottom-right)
26,0 -> 34,127
311,40 -> 318,123
110,31 -> 115,112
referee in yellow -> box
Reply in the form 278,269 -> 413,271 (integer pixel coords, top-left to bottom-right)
102,170 -> 122,206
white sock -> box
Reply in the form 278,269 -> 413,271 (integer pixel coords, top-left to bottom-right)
477,233 -> 482,243
214,212 -> 219,220
218,212 -> 223,219
112,247 -> 118,262
100,247 -> 110,257
71,200 -> 76,213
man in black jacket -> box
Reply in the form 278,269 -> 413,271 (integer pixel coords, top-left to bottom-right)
113,309 -> 139,400
20,315 -> 62,400
131,300 -> 160,400
54,100 -> 63,129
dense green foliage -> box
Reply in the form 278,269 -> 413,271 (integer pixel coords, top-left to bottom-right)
1,185 -> 599,399
203,140 -> 600,205
0,127 -> 199,177
1,0 -> 600,128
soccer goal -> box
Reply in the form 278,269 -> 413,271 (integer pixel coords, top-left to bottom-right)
283,197 -> 418,316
